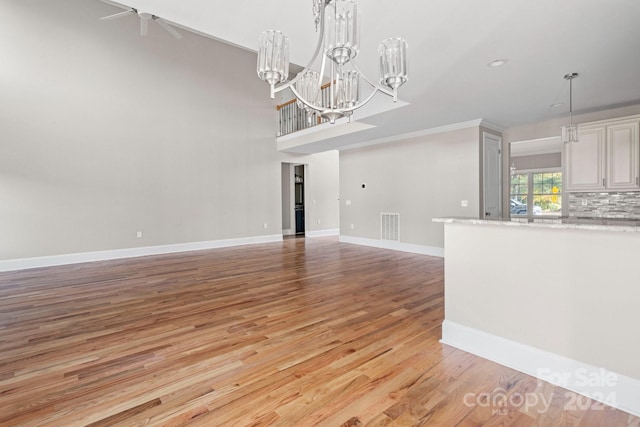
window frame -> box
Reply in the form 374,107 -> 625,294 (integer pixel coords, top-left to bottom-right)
510,167 -> 564,218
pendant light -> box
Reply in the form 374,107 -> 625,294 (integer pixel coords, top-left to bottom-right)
561,73 -> 579,144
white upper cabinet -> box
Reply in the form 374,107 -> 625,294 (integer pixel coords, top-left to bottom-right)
565,124 -> 606,191
606,120 -> 639,190
565,116 -> 640,192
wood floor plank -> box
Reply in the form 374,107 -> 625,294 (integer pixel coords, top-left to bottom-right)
0,237 -> 636,426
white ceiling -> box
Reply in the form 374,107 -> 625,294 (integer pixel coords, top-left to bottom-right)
103,0 -> 640,146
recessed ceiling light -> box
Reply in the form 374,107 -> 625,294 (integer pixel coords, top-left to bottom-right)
487,59 -> 507,68
550,102 -> 564,108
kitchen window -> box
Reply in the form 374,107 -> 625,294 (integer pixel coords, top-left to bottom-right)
510,170 -> 562,217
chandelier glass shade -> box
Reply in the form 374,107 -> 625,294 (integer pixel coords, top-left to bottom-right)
257,30 -> 289,86
295,70 -> 321,112
561,73 -> 579,144
257,0 -> 408,124
379,38 -> 408,89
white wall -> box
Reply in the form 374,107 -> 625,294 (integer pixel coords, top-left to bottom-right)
339,126 -> 480,250
0,0 -> 338,261
281,163 -> 292,233
441,221 -> 640,416
444,222 -> 640,379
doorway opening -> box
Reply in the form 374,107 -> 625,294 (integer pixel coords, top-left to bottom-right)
482,132 -> 503,219
281,163 -> 306,237
294,165 -> 305,235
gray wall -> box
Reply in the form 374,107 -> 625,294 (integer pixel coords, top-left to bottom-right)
339,126 -> 480,249
0,0 -> 338,260
511,153 -> 561,170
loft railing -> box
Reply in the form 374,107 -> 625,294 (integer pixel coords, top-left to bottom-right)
276,82 -> 333,137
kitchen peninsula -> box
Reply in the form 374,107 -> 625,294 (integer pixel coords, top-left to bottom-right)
434,217 -> 640,417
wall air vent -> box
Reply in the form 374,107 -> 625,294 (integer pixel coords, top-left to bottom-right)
380,213 -> 400,241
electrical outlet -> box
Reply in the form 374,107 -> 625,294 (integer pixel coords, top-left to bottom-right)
317,219 -> 321,225
346,200 -> 352,206
350,223 -> 354,229
461,200 -> 468,207
136,231 -> 143,238
263,222 -> 268,229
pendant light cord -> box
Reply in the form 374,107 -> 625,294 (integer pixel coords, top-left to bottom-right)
569,77 -> 573,126
564,72 -> 578,126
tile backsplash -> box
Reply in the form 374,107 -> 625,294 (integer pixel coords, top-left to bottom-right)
569,192 -> 640,219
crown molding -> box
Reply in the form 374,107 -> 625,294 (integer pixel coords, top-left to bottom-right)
479,120 -> 504,133
339,119 -> 504,151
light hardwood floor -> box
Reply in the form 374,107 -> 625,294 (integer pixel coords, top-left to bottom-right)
0,237 -> 637,426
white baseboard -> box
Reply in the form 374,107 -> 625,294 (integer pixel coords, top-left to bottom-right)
441,320 -> 640,418
306,228 -> 340,238
339,235 -> 444,257
0,234 -> 284,272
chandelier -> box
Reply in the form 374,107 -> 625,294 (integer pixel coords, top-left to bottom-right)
561,73 -> 579,144
257,0 -> 408,124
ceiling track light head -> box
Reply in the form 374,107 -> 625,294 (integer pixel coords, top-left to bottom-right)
564,72 -> 579,81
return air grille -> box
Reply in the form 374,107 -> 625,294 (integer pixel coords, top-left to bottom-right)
380,213 -> 400,241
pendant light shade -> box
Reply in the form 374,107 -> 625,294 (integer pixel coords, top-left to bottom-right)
561,122 -> 578,144
561,73 -> 579,144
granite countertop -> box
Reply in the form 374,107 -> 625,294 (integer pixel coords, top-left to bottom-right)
432,217 -> 640,232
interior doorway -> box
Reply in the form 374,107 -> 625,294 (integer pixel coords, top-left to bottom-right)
294,165 -> 305,235
281,163 -> 306,237
483,132 -> 503,218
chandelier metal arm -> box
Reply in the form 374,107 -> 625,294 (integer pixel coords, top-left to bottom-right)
279,54 -> 399,119
289,85 -> 324,112
290,80 -> 382,116
318,53 -> 328,92
270,1 -> 328,98
350,60 -> 397,101
338,87 -> 380,114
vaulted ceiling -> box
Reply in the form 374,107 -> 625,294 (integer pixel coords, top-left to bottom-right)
99,0 -> 640,146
